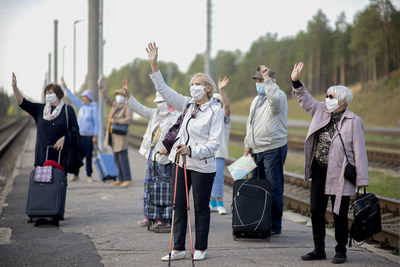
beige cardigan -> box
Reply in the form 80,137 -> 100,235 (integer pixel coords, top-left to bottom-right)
100,89 -> 133,153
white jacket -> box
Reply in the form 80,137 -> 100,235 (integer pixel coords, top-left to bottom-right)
127,95 -> 180,165
244,80 -> 288,153
149,71 -> 224,173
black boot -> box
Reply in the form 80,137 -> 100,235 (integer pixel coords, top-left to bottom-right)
301,250 -> 327,261
332,252 -> 347,264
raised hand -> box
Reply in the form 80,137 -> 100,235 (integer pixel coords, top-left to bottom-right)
146,42 -> 159,73
121,79 -> 130,98
97,74 -> 104,89
12,72 -> 17,90
60,76 -> 67,88
291,62 -> 304,81
218,76 -> 229,91
259,65 -> 270,81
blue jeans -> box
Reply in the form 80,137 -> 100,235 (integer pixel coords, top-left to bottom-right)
252,144 -> 287,234
74,135 -> 93,177
211,158 -> 225,198
114,150 -> 132,181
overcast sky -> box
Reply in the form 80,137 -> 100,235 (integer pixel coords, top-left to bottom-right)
0,0 -> 372,101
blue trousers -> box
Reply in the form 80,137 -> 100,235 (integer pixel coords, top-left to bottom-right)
114,150 -> 132,181
252,144 -> 287,234
211,158 -> 225,198
74,135 -> 93,177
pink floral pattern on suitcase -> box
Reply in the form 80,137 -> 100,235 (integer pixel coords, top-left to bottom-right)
34,166 -> 53,183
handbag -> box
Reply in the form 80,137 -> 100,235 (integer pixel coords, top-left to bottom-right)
336,129 -> 357,185
111,123 -> 128,135
349,187 -> 382,246
162,103 -> 191,153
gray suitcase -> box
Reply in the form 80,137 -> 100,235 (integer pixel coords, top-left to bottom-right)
25,146 -> 67,226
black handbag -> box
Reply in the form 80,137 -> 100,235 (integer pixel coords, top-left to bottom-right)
162,103 -> 190,153
337,129 -> 357,185
349,187 -> 382,246
111,123 -> 128,135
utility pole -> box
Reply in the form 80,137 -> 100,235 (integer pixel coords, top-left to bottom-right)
54,19 -> 58,83
73,19 -> 83,93
98,0 -> 104,152
48,53 -> 52,83
88,0 -> 99,101
204,0 -> 212,76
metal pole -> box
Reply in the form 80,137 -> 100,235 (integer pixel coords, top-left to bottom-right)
98,0 -> 104,152
73,19 -> 83,93
54,19 -> 58,83
204,0 -> 212,76
48,53 -> 52,83
88,0 -> 99,102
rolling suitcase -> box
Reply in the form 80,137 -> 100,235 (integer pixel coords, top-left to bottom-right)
95,153 -> 118,182
232,178 -> 272,240
26,146 -> 67,226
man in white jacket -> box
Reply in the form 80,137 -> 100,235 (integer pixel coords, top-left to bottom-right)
243,65 -> 288,235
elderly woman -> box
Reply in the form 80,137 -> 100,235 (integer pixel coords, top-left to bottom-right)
11,73 -> 80,173
147,42 -> 223,262
291,62 -> 369,264
61,77 -> 99,183
123,79 -> 180,231
98,75 -> 134,187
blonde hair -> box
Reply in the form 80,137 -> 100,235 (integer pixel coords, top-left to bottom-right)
189,73 -> 217,99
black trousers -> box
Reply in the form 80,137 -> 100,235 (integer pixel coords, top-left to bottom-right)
310,160 -> 350,254
172,166 -> 215,251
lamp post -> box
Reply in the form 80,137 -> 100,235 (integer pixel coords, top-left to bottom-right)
73,19 -> 83,93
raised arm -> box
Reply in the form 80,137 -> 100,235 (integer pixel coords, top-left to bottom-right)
218,76 -> 231,117
290,62 -> 320,116
61,76 -> 82,108
259,65 -> 284,114
122,79 -> 155,119
97,74 -> 114,107
147,42 -> 190,111
11,73 -> 23,105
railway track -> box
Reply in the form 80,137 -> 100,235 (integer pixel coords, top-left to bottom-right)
129,132 -> 400,250
0,116 -> 32,159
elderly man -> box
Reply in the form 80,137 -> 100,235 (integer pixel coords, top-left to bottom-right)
243,65 -> 288,235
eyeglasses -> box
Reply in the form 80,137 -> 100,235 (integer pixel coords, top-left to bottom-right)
191,104 -> 200,119
326,94 -> 335,99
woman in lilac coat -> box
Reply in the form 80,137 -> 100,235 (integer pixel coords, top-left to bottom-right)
291,62 -> 369,264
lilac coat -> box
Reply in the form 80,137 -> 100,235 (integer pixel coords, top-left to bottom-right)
291,84 -> 369,214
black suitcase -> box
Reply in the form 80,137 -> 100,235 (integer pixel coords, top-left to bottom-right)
232,178 -> 272,240
25,147 -> 67,226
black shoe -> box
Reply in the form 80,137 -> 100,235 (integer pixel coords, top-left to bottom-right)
332,253 -> 346,264
301,250 -> 327,261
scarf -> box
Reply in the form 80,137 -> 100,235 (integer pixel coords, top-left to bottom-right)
43,100 -> 65,121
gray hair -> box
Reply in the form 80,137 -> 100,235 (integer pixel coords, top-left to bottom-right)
327,85 -> 353,104
189,73 -> 217,94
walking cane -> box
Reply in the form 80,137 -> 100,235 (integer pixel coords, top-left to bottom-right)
168,154 -> 180,267
182,154 -> 195,267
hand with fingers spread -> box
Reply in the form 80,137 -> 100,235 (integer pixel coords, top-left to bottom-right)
218,76 -> 229,91
12,72 -> 17,90
146,42 -> 159,73
121,79 -> 130,98
11,72 -> 23,105
291,62 -> 304,81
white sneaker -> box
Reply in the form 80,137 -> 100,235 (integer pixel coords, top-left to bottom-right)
209,205 -> 218,212
217,205 -> 227,215
193,250 -> 206,261
161,250 -> 186,261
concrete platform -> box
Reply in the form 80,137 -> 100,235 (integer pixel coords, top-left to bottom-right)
0,129 -> 398,266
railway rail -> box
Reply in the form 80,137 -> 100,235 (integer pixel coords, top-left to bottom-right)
0,116 -> 32,159
129,132 -> 400,250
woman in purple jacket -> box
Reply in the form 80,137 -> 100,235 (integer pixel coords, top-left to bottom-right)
291,62 -> 369,264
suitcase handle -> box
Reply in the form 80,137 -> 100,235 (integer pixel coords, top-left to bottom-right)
46,146 -> 61,164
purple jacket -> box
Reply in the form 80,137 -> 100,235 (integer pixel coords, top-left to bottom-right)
291,84 -> 369,214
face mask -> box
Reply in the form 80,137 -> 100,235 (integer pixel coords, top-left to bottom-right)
115,95 -> 125,103
190,85 -> 206,101
157,102 -> 168,112
255,83 -> 265,94
325,97 -> 340,112
46,93 -> 58,104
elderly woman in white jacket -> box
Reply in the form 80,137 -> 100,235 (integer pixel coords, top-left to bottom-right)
122,79 -> 180,230
147,42 -> 223,262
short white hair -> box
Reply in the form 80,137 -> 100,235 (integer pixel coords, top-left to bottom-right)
327,85 -> 353,104
189,73 -> 217,93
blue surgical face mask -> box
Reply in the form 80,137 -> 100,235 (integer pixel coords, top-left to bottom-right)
255,83 -> 265,94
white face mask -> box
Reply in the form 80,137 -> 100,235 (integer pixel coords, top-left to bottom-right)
325,97 -> 340,112
46,93 -> 58,104
157,102 -> 168,112
190,85 -> 206,101
115,95 -> 125,103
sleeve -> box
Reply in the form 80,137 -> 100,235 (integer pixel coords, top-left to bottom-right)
93,103 -> 99,136
149,70 -> 191,112
68,105 -> 80,133
65,88 -> 82,109
291,82 -> 320,116
190,108 -> 223,159
127,95 -> 155,120
264,80 -> 283,115
352,117 -> 369,186
19,98 -> 42,120
115,106 -> 134,125
99,88 -> 114,107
